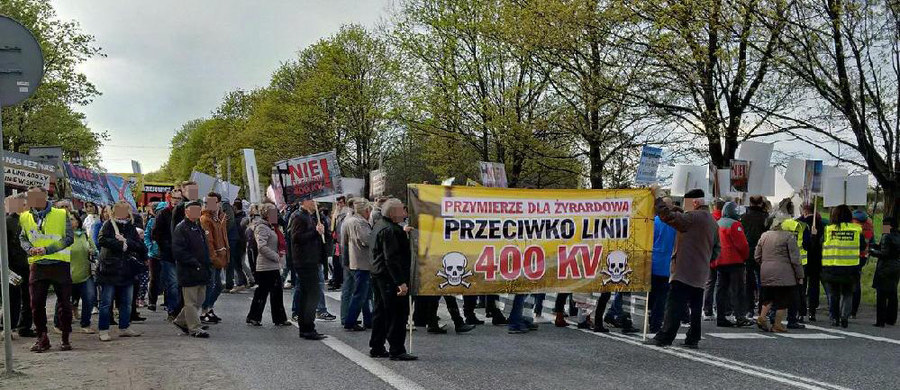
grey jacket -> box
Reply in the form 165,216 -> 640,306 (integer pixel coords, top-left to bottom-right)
344,214 -> 373,271
755,228 -> 804,287
254,222 -> 284,272
655,198 -> 721,289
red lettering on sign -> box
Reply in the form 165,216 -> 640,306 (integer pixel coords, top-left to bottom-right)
499,246 -> 522,280
557,245 -> 585,279
583,245 -> 604,278
522,246 -> 545,280
474,246 -> 497,281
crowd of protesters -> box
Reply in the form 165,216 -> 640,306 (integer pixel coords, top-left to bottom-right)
2,182 -> 899,357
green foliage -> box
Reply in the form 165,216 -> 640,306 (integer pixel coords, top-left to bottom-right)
0,0 -> 107,166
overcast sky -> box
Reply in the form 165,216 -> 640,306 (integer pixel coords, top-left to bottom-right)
52,0 -> 391,173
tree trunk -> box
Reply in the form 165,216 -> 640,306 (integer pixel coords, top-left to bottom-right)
884,186 -> 900,219
589,142 -> 604,190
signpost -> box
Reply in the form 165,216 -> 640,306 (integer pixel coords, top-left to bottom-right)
0,15 -> 45,375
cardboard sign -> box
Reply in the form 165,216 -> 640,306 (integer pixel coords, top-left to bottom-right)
190,171 -> 240,202
823,175 -> 868,207
635,146 -> 663,185
479,162 -> 508,188
3,151 -> 56,191
272,151 -> 343,204
736,141 -> 774,195
730,160 -> 750,193
408,185 -> 653,295
670,165 -> 708,197
242,148 -> 261,204
370,169 -> 386,198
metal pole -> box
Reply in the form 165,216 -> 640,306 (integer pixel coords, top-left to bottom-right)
0,109 -> 15,375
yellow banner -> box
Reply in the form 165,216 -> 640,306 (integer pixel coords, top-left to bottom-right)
408,185 -> 654,295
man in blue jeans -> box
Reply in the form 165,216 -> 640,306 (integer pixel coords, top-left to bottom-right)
507,294 -> 537,334
152,189 -> 182,321
343,200 -> 372,330
200,193 -> 229,323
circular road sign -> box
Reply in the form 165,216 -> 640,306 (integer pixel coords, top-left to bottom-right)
0,15 -> 44,107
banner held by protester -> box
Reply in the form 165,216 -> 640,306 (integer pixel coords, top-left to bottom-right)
63,162 -> 113,205
408,184 -> 654,295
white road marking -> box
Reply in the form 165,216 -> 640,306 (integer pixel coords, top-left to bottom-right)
775,333 -> 844,340
289,320 -> 426,390
803,324 -> 900,345
542,313 -> 852,390
707,333 -> 776,339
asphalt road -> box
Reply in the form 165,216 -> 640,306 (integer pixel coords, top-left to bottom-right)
177,290 -> 898,390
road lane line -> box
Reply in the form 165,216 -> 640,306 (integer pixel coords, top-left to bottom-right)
542,314 -> 851,390
289,320 -> 426,390
803,324 -> 900,345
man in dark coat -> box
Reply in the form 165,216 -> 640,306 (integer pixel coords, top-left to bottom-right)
153,186 -> 182,319
172,200 -> 211,338
289,198 -> 328,340
740,195 -> 770,317
369,198 -> 417,361
5,193 -> 33,336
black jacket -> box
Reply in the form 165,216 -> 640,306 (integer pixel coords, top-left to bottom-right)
97,220 -> 147,286
289,208 -> 324,272
172,218 -> 211,287
797,214 -> 825,269
171,201 -> 187,236
370,216 -> 411,286
740,206 -> 769,264
871,232 -> 900,290
152,205 -> 175,262
6,214 -> 29,275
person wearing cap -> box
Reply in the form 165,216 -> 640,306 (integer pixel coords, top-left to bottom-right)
713,202 -> 752,327
850,209 -> 874,319
645,188 -> 721,349
172,199 -> 211,338
822,205 -> 865,328
755,213 -> 804,332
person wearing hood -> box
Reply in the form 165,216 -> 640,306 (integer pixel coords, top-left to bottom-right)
740,195 -> 770,318
851,209 -> 874,319
714,202 -> 752,327
96,201 -> 148,341
145,201 -> 167,311
755,213 -> 804,332
20,186 -> 75,352
200,192 -> 230,324
870,217 -> 900,327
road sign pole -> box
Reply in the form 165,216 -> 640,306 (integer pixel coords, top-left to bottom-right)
0,109 -> 14,375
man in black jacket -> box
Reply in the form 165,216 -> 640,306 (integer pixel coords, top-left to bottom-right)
289,198 -> 327,340
5,193 -> 33,337
369,198 -> 417,361
171,181 -> 199,234
172,200 -> 211,338
740,195 -> 769,318
153,186 -> 182,320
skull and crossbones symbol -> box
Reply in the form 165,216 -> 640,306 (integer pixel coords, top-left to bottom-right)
437,252 -> 473,289
601,251 -> 632,285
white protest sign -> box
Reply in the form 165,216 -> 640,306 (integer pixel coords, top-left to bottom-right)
736,141 -> 774,196
823,175 -> 868,207
635,146 -> 663,185
242,149 -> 261,204
671,165 -> 708,197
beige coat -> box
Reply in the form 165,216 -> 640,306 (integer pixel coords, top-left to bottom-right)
755,228 -> 804,286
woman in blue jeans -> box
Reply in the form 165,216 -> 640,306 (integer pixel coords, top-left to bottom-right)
70,215 -> 98,333
96,202 -> 147,341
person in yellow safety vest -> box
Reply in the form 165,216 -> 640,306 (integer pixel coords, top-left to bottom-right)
821,205 -> 866,329
19,186 -> 75,352
781,211 -> 810,329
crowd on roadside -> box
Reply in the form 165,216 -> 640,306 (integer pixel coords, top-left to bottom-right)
2,183 -> 899,357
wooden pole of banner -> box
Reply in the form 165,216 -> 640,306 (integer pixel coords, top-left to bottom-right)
314,201 -> 326,244
642,292 -> 651,341
408,296 -> 413,354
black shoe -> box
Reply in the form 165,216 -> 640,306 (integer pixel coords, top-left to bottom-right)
390,353 -> 418,361
874,323 -> 886,328
246,319 -> 262,327
427,325 -> 448,334
464,316 -> 485,325
643,338 -> 670,347
809,311 -> 817,322
201,315 -> 215,325
173,323 -> 189,334
191,330 -> 210,338
274,322 -> 293,327
369,349 -> 390,358
734,318 -> 753,328
344,325 -> 366,332
131,314 -> 147,322
454,324 -> 476,333
850,314 -> 857,320
786,323 -> 806,330
832,319 -> 840,326
147,305 -> 157,312
681,342 -> 699,350
717,319 -> 736,328
604,315 -> 620,328
621,326 -> 639,334
491,312 -> 508,326
17,328 -> 37,338
591,324 -> 610,333
208,311 -> 222,323
300,332 -> 327,340
526,322 -> 539,331
841,318 -> 849,328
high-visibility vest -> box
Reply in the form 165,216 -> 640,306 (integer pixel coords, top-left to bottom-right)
20,208 -> 71,264
782,219 -> 808,265
822,223 -> 862,267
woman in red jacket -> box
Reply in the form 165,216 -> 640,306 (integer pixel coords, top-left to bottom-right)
714,202 -> 752,327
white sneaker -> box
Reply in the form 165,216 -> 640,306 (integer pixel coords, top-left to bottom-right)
52,326 -> 63,335
283,282 -> 293,289
99,331 -> 112,342
119,328 -> 142,337
80,327 -> 96,334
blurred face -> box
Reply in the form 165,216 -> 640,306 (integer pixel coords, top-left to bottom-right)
186,205 -> 202,221
26,188 -> 48,209
183,184 -> 199,201
389,204 -> 407,223
204,196 -> 220,212
6,196 -> 26,214
302,199 -> 315,212
70,215 -> 81,230
171,188 -> 183,202
361,208 -> 371,220
85,203 -> 97,214
266,208 -> 278,224
113,204 -> 131,220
